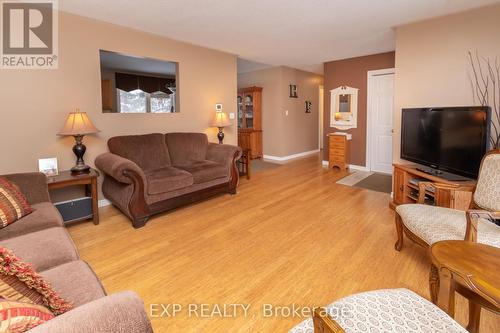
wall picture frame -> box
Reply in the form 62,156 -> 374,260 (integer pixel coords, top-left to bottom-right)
38,158 -> 59,176
305,101 -> 312,113
289,84 -> 298,98
330,85 -> 359,129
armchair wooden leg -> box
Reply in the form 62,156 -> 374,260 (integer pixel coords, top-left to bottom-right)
394,214 -> 404,251
466,300 -> 481,333
429,264 -> 439,304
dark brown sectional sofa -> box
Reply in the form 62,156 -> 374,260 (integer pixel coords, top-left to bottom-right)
95,132 -> 242,228
0,172 -> 152,333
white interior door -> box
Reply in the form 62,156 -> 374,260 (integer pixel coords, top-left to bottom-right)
368,71 -> 394,174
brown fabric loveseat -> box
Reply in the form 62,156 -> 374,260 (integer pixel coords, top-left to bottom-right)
0,172 -> 153,333
95,133 -> 242,228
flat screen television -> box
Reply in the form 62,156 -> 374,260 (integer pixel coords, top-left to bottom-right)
401,107 -> 490,180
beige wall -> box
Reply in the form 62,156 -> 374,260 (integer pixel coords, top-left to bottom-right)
0,11 -> 237,176
238,67 -> 323,157
394,4 -> 500,162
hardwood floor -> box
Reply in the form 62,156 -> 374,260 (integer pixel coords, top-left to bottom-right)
68,154 -> 499,332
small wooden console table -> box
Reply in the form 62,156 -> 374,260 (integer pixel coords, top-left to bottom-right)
391,164 -> 476,211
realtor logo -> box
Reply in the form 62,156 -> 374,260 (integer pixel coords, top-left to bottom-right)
1,0 -> 58,69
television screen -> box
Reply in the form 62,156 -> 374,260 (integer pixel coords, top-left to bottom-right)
401,107 -> 489,179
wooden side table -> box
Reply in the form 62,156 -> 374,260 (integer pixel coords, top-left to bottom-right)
237,148 -> 251,180
47,169 -> 100,225
430,240 -> 500,333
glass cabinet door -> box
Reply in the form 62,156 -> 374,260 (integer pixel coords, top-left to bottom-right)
245,94 -> 254,128
237,95 -> 243,128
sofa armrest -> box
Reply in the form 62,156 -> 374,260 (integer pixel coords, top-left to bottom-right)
3,172 -> 50,205
29,291 -> 153,333
207,143 -> 242,193
206,143 -> 242,167
95,153 -> 146,185
465,209 -> 500,242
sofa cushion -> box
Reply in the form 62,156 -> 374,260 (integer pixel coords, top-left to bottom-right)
0,227 -> 78,272
0,177 -> 33,228
165,133 -> 208,165
145,167 -> 193,194
174,160 -> 228,184
0,203 -> 63,241
108,133 -> 171,171
40,261 -> 106,308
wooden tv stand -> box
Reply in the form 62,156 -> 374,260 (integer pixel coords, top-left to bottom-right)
391,164 -> 476,211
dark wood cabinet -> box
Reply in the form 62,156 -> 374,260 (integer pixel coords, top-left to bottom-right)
238,86 -> 262,159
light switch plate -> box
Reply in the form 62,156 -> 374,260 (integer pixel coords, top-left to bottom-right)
229,112 -> 235,119
285,110 -> 289,116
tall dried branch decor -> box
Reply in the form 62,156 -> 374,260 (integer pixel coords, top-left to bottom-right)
468,50 -> 500,149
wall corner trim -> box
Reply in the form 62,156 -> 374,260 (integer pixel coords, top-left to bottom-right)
348,164 -> 370,172
322,161 -> 369,171
98,199 -> 111,208
263,149 -> 320,162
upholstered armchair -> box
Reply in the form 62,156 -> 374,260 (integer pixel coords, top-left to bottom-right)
289,289 -> 467,333
394,149 -> 500,251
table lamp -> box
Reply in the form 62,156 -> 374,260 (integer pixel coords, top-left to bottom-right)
58,110 -> 100,174
211,111 -> 231,144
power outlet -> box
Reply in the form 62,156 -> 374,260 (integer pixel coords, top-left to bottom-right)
229,113 -> 235,119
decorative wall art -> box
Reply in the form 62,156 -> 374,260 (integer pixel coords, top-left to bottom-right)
289,84 -> 298,98
330,85 -> 358,129
305,101 -> 312,113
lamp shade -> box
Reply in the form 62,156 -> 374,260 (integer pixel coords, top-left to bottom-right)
58,110 -> 100,136
211,112 -> 231,128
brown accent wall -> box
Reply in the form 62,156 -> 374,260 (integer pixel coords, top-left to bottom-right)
323,52 -> 395,165
0,11 -> 237,178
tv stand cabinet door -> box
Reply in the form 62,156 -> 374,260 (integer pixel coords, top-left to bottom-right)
434,188 -> 451,207
393,168 -> 406,204
434,188 -> 472,211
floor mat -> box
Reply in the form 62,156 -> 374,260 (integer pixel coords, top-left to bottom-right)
336,170 -> 373,186
353,173 -> 392,193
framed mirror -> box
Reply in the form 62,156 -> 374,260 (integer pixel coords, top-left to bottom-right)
330,86 -> 358,129
99,50 -> 179,113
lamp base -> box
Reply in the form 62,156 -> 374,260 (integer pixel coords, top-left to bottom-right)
71,135 -> 91,174
217,128 -> 225,144
71,164 -> 91,174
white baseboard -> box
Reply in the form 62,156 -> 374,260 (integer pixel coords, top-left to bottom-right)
348,164 -> 370,172
98,199 -> 111,207
264,149 -> 320,162
322,161 -> 370,172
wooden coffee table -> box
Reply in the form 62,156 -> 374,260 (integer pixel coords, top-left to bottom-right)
429,240 -> 500,333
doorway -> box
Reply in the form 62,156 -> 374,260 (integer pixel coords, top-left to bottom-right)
366,69 -> 395,174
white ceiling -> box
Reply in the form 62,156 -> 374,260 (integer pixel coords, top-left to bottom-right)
60,0 -> 500,74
